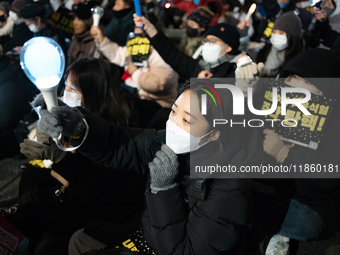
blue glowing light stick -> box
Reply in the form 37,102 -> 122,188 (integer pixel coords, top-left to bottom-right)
20,37 -> 65,111
134,0 -> 143,29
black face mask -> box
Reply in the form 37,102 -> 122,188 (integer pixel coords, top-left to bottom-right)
323,7 -> 335,17
186,26 -> 199,38
113,7 -> 133,18
0,15 -> 6,22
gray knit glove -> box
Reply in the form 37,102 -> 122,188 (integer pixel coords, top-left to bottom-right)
31,94 -> 85,139
148,144 -> 179,194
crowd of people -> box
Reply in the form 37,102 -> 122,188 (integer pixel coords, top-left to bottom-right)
0,0 -> 340,254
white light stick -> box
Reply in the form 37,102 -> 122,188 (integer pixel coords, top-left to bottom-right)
20,37 -> 65,111
91,6 -> 103,58
91,6 -> 102,26
20,37 -> 85,152
245,3 -> 256,21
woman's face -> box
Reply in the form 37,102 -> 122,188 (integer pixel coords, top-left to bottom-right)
272,29 -> 287,36
205,35 -> 232,56
169,89 -> 211,137
73,16 -> 88,35
65,74 -> 82,95
113,0 -> 130,11
322,0 -> 335,9
0,9 -> 7,27
24,17 -> 40,29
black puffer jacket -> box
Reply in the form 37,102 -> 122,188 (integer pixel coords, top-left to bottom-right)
76,108 -> 262,254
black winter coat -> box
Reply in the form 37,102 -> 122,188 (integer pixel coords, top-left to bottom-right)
2,22 -> 33,53
0,55 -> 38,158
75,108 -> 262,254
149,30 -> 236,79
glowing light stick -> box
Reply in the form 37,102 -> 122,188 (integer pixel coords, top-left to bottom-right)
91,5 -> 102,26
134,0 -> 143,29
245,3 -> 256,21
20,37 -> 89,152
20,37 -> 65,111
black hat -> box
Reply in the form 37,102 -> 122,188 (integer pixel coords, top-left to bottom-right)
72,1 -> 99,20
20,3 -> 45,19
205,23 -> 240,51
281,49 -> 340,79
281,48 -> 340,99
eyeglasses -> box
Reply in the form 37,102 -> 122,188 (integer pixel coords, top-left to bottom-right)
202,38 -> 221,45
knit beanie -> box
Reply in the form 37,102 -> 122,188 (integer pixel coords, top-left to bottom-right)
187,2 -> 217,30
205,23 -> 240,51
273,11 -> 302,38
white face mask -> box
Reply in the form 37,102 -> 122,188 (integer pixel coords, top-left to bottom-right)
63,90 -> 82,107
9,11 -> 18,21
166,119 -> 213,154
270,33 -> 288,51
202,43 -> 223,63
28,23 -> 40,33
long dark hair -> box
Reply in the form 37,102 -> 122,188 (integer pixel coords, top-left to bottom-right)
257,34 -> 304,75
65,58 -> 133,126
178,81 -> 251,154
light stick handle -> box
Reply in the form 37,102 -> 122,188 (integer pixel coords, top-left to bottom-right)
93,14 -> 100,26
40,86 -> 58,111
134,0 -> 143,29
245,11 -> 252,21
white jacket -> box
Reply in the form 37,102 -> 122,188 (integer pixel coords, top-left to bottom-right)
0,17 -> 14,37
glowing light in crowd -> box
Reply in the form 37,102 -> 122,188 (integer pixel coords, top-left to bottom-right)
165,2 -> 171,9
91,5 -> 102,26
20,37 -> 65,111
245,3 -> 256,21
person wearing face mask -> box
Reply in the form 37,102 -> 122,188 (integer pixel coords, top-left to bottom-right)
218,0 -> 255,39
179,2 -> 217,57
256,11 -> 303,78
20,3 -> 66,52
67,1 -> 103,67
259,0 -> 313,35
102,0 -> 135,46
0,2 -> 14,45
2,58 -> 148,254
134,14 -> 243,79
250,48 -> 340,255
317,0 -> 340,32
311,0 -> 340,48
31,76 -> 262,254
1,0 -> 34,54
172,0 -> 223,25
90,23 -> 179,108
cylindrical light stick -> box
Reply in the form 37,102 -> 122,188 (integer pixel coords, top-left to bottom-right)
134,0 -> 143,29
91,6 -> 102,26
245,3 -> 256,21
